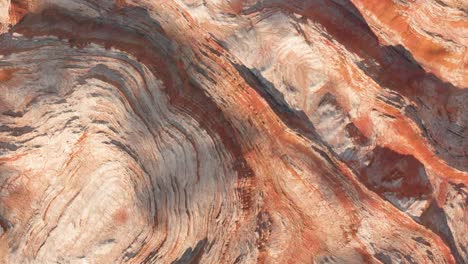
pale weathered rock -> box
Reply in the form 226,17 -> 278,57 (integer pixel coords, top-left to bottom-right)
0,0 -> 466,263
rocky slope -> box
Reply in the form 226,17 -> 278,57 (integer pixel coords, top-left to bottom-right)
0,0 -> 466,263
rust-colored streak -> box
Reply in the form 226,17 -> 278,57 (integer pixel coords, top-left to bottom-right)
0,69 -> 17,82
8,0 -> 28,25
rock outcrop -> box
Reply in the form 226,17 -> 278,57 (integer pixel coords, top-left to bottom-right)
0,0 -> 466,263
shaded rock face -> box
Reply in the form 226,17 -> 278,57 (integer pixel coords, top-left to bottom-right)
0,0 -> 466,263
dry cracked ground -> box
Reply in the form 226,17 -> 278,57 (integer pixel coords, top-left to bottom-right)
0,0 -> 467,263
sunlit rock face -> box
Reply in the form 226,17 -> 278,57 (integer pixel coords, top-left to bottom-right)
0,0 -> 466,263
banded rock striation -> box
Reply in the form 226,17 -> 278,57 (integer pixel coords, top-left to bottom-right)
0,0 -> 467,263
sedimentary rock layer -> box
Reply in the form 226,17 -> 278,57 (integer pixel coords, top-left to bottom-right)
0,0 -> 466,263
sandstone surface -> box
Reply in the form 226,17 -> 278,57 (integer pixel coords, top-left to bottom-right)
0,0 -> 466,263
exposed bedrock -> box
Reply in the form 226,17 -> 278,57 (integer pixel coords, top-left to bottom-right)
0,0 -> 466,263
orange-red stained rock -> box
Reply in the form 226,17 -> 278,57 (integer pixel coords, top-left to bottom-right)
0,0 -> 466,263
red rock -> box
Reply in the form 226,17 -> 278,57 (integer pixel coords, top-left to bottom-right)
0,0 -> 466,263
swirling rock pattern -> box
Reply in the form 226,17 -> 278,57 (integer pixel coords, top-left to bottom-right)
0,0 -> 466,263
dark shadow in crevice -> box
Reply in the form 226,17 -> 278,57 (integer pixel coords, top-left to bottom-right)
420,200 -> 465,264
170,238 -> 208,264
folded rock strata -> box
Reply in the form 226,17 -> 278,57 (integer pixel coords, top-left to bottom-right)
0,0 -> 466,263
